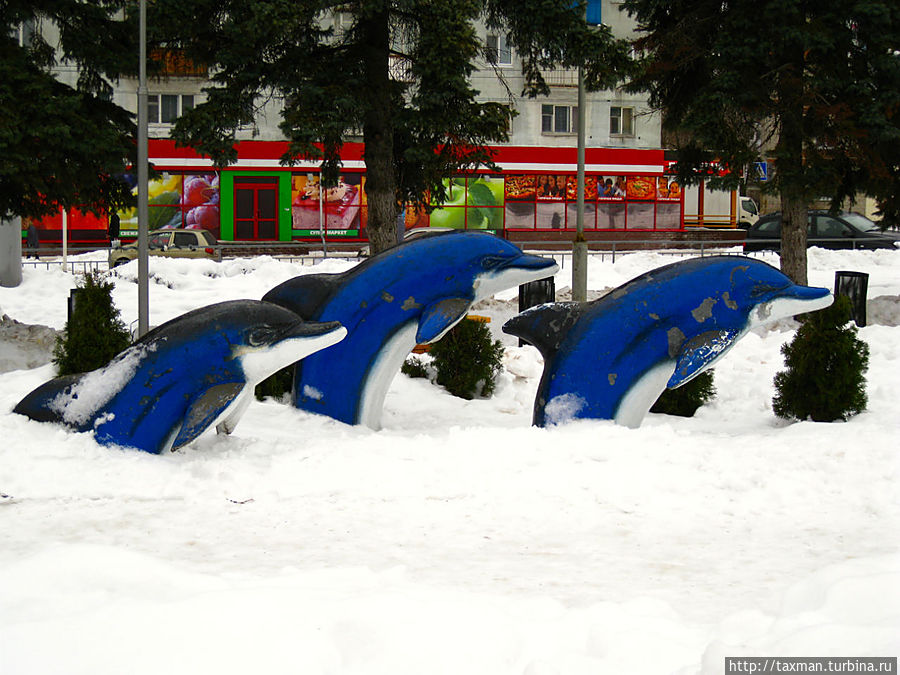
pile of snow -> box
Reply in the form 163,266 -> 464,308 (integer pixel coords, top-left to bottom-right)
0,314 -> 58,373
0,248 -> 898,674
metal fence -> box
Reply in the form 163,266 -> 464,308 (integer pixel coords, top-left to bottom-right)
21,259 -> 108,274
19,238 -> 763,274
516,238 -> 752,268
263,253 -> 363,266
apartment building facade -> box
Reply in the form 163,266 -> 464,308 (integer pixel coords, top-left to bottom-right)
24,4 -> 693,245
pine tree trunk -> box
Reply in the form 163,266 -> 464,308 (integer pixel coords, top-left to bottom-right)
780,192 -> 807,286
776,47 -> 808,286
360,10 -> 399,256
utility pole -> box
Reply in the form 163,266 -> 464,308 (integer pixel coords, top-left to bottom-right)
61,207 -> 68,272
571,59 -> 588,302
137,0 -> 149,336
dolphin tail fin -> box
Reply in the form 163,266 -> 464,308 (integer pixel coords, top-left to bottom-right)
502,302 -> 586,358
262,273 -> 346,319
13,374 -> 87,428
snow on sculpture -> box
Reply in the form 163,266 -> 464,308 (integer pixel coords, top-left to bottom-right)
503,256 -> 833,428
262,230 -> 559,429
13,300 -> 346,453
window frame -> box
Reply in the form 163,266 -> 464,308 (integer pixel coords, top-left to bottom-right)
541,104 -> 578,135
148,231 -> 173,249
172,231 -> 198,248
16,20 -> 37,48
486,33 -> 513,66
814,215 -> 853,238
333,11 -> 353,39
148,93 -> 196,125
610,105 -> 635,137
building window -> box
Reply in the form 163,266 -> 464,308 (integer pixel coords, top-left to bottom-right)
542,104 -> 578,134
486,34 -> 512,66
610,106 -> 635,136
148,94 -> 195,125
333,11 -> 353,39
16,19 -> 36,47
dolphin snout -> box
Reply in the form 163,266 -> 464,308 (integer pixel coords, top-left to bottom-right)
784,284 -> 832,302
507,253 -> 559,273
285,319 -> 345,338
751,285 -> 833,328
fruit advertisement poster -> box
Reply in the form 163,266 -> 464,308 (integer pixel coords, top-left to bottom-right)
428,176 -> 504,230
116,172 -> 221,238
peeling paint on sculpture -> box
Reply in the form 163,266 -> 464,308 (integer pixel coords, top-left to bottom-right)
263,231 -> 559,429
503,256 -> 833,429
13,301 -> 346,453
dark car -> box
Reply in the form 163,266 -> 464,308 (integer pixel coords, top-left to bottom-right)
744,211 -> 900,252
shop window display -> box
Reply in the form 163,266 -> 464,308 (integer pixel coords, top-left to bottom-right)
501,172 -> 680,230
291,174 -> 364,236
428,176 -> 504,231
115,172 -> 221,238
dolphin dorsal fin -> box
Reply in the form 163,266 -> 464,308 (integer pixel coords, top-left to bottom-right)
416,297 -> 473,344
502,302 -> 586,358
262,273 -> 346,319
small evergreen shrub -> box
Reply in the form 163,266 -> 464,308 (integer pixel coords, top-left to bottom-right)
650,370 -> 716,417
772,296 -> 869,422
401,354 -> 431,379
254,365 -> 294,402
429,319 -> 504,400
54,272 -> 131,376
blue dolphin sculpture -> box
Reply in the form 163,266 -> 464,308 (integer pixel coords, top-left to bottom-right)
262,231 -> 559,428
502,256 -> 833,428
13,300 -> 346,453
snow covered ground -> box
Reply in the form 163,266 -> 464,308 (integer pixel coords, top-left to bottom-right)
1,247 -> 898,674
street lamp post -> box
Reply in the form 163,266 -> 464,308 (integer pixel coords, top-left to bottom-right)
571,54 -> 588,302
137,0 -> 149,336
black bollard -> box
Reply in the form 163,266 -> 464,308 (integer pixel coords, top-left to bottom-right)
517,277 -> 556,346
834,271 -> 869,327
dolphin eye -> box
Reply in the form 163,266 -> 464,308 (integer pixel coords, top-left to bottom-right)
749,283 -> 783,300
247,327 -> 275,347
481,255 -> 507,271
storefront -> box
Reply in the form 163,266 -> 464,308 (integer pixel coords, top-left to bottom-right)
27,141 -> 685,245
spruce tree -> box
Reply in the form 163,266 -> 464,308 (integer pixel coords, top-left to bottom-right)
429,319 -> 504,400
772,296 -> 869,422
149,0 -> 632,255
254,366 -> 293,402
622,0 -> 900,284
651,370 -> 715,418
54,272 -> 131,376
1,2 -> 138,220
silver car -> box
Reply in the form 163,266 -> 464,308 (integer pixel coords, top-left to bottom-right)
108,229 -> 221,267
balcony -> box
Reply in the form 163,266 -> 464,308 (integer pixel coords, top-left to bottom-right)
150,49 -> 207,78
540,68 -> 579,88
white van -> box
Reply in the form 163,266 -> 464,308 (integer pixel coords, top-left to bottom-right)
739,196 -> 760,228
